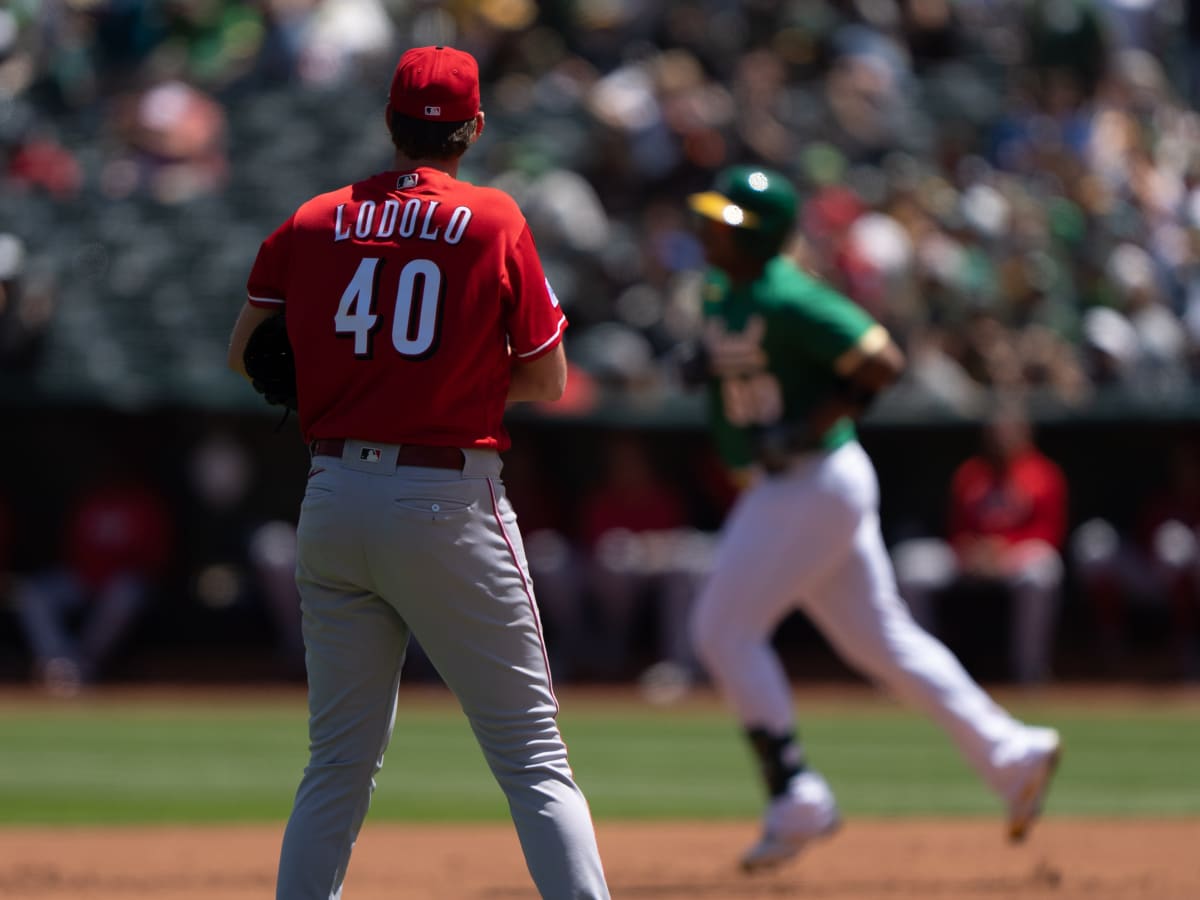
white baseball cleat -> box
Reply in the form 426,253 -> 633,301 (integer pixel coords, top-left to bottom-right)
1005,727 -> 1062,843
740,771 -> 841,873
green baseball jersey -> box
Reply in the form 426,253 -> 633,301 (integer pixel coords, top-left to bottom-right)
701,255 -> 886,469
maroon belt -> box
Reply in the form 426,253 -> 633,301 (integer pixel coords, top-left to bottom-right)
310,439 -> 465,470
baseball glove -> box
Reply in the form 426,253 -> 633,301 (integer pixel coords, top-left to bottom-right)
243,313 -> 298,411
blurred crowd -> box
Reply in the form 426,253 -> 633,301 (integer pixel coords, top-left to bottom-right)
2,0 -> 1200,411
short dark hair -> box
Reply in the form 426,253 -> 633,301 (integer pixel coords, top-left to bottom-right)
388,112 -> 477,159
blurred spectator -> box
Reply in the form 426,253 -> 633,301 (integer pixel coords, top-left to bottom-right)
153,0 -> 269,88
1097,0 -> 1166,53
289,0 -> 396,87
101,78 -> 228,203
1081,304 -> 1144,386
1024,0 -> 1109,107
14,473 -> 174,695
182,429 -> 304,676
1083,242 -> 1193,393
578,433 -> 708,686
569,321 -> 661,395
1072,437 -> 1200,678
813,24 -> 927,165
5,131 -> 84,198
892,399 -> 1069,684
0,232 -> 54,372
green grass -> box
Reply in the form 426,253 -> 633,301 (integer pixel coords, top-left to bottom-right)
0,689 -> 1197,825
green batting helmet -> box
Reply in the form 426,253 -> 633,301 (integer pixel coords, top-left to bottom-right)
688,165 -> 798,253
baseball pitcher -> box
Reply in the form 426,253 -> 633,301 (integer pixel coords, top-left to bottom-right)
683,165 -> 1062,872
228,46 -> 609,900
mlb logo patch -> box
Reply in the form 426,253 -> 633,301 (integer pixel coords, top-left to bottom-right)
397,173 -> 419,189
424,105 -> 441,116
360,447 -> 382,463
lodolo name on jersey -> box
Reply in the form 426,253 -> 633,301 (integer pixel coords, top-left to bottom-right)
333,199 -> 472,245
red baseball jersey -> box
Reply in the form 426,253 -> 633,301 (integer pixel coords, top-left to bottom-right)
66,483 -> 174,591
948,450 -> 1068,550
246,166 -> 566,450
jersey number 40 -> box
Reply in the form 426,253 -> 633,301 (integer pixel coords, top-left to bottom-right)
334,256 -> 443,359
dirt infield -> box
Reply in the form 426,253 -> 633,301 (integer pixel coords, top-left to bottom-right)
2,818 -> 1198,899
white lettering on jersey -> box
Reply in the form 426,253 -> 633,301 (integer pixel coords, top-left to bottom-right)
333,200 -> 473,245
354,201 -> 377,238
445,206 -> 472,244
545,277 -> 560,308
702,316 -> 782,426
334,204 -> 352,242
419,201 -> 441,241
376,199 -> 400,238
398,199 -> 421,238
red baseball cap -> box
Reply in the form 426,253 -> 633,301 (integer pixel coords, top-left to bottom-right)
388,46 -> 480,122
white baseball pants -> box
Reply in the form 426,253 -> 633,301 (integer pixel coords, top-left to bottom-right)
690,441 -> 1035,799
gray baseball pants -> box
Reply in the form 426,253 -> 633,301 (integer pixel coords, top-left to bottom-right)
276,441 -> 609,900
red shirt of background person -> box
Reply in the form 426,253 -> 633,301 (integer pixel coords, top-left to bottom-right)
64,482 -> 174,591
578,435 -> 689,550
244,54 -> 565,451
947,407 -> 1068,578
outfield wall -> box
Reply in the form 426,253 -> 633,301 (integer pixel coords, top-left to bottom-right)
0,407 -> 1196,685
